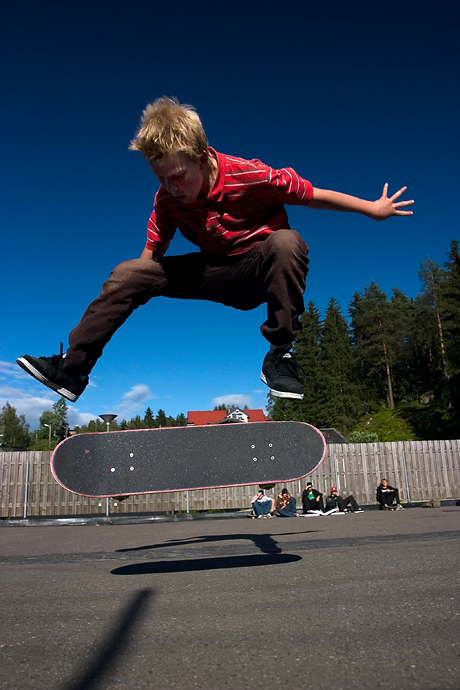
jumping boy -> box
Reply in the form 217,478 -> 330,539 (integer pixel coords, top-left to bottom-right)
17,97 -> 414,402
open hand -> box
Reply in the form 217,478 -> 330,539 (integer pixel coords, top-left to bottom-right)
372,184 -> 414,221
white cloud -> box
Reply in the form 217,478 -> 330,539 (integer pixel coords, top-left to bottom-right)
122,384 -> 154,402
67,409 -> 99,428
0,361 -> 29,381
212,394 -> 253,409
0,384 -> 99,431
114,384 -> 156,419
0,387 -> 57,430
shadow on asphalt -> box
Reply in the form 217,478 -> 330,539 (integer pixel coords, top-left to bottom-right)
111,553 -> 302,575
61,588 -> 153,690
116,530 -> 319,555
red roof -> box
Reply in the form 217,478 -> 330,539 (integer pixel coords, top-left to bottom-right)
188,409 -> 268,425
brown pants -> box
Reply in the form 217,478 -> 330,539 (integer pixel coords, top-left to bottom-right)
64,229 -> 309,375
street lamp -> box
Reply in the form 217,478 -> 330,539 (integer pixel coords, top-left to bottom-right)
44,423 -> 52,449
99,414 -> 117,433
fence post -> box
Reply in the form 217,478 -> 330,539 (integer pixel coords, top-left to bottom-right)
333,453 -> 340,491
401,449 -> 411,502
23,460 -> 30,519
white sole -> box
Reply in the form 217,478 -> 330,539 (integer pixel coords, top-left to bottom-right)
17,357 -> 79,402
260,373 -> 304,400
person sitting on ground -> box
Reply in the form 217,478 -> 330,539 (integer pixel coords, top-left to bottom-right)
302,481 -> 324,514
325,487 -> 364,513
275,488 -> 298,517
376,478 -> 404,510
250,490 -> 275,518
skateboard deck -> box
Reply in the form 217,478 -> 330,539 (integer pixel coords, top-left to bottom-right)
51,421 -> 326,497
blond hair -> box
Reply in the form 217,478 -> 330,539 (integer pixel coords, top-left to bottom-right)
129,96 -> 208,162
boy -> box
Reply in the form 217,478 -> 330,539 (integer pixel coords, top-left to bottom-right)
301,481 -> 325,514
17,97 -> 414,402
250,490 -> 275,518
377,478 -> 404,510
275,488 -> 297,517
325,487 -> 364,513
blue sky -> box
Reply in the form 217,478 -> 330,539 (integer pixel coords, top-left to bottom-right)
1,0 -> 458,432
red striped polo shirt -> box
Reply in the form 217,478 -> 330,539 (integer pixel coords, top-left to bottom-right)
146,148 -> 314,255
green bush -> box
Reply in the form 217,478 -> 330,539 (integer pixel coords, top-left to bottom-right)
347,430 -> 379,443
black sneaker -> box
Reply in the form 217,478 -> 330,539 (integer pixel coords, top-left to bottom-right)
16,353 -> 87,402
260,349 -> 304,400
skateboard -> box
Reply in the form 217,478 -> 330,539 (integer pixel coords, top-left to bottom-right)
51,421 -> 326,497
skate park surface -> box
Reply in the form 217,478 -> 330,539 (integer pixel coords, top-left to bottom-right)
1,507 -> 459,690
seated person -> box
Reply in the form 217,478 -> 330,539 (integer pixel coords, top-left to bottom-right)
250,490 -> 275,518
325,487 -> 364,513
275,488 -> 298,517
302,481 -> 325,514
376,478 -> 404,510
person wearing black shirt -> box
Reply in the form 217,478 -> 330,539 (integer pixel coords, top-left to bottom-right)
302,482 -> 324,514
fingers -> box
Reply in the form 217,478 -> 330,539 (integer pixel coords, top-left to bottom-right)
394,193 -> 414,216
384,184 -> 414,215
389,185 -> 408,201
394,199 -> 414,208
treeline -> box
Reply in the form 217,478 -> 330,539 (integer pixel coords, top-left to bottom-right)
0,401 -> 187,452
76,407 -> 187,434
269,239 -> 460,440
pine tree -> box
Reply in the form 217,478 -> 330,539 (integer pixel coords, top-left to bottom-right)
441,239 -> 460,410
315,298 -> 363,433
155,409 -> 167,427
144,407 -> 155,428
409,289 -> 442,400
419,257 -> 450,403
349,282 -> 396,408
389,288 -> 418,402
294,302 -> 323,422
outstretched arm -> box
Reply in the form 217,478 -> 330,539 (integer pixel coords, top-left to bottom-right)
309,184 -> 414,221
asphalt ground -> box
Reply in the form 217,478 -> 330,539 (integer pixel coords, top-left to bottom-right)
1,507 -> 459,690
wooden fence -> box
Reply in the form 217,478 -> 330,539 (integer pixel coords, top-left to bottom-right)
1,440 -> 459,518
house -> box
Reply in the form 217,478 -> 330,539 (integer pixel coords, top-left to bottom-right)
187,408 -> 268,426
